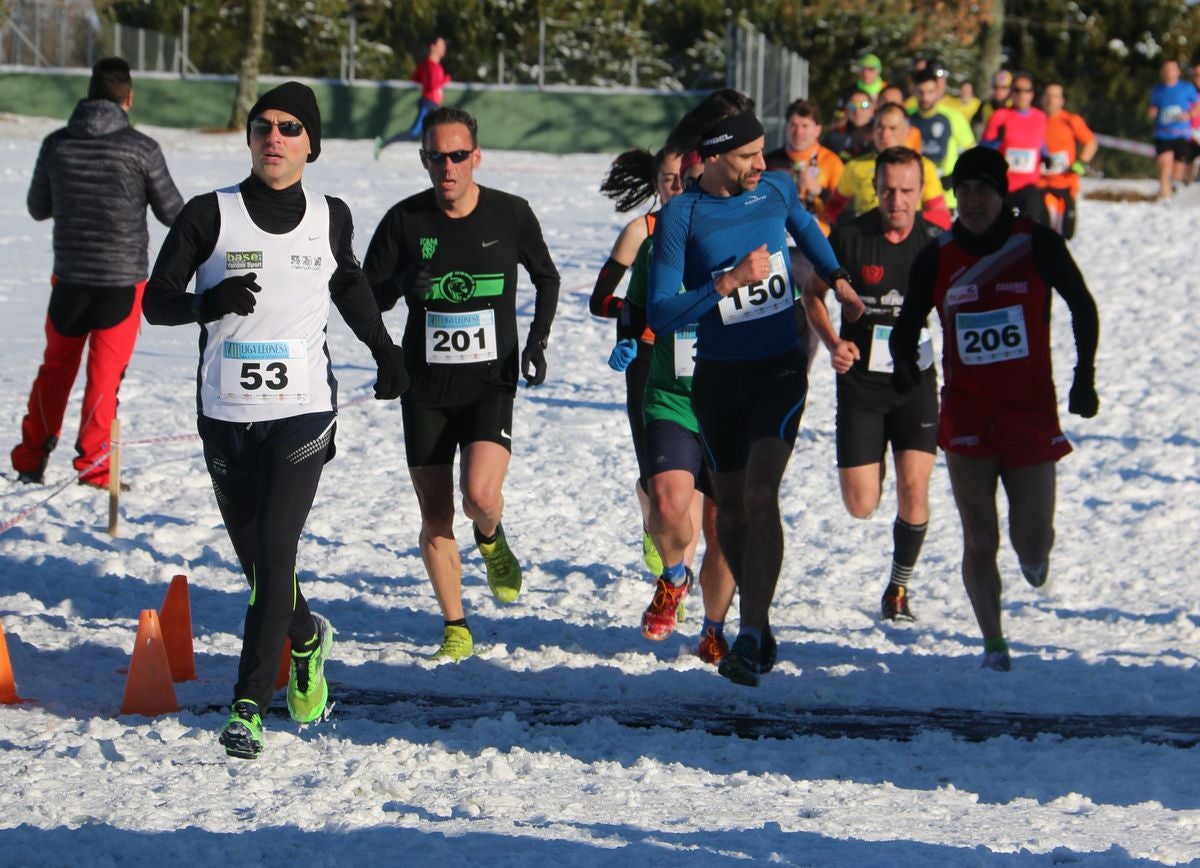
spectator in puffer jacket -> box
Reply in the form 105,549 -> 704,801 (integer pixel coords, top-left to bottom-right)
13,56 -> 183,489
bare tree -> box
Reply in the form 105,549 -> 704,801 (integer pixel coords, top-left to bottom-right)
978,0 -> 1006,100
227,0 -> 266,129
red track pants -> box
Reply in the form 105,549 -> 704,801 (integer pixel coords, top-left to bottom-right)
11,280 -> 145,486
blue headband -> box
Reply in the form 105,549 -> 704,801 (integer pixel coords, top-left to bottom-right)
698,111 -> 765,158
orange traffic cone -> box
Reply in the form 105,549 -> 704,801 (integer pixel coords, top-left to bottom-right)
158,575 -> 197,682
0,619 -> 24,704
120,609 -> 179,716
276,638 -> 292,690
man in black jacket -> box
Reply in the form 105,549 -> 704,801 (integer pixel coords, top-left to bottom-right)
13,57 -> 183,488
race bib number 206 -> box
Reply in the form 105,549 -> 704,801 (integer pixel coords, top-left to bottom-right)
714,251 -> 791,325
955,306 -> 1029,365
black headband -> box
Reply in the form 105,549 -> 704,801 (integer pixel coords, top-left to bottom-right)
698,111 -> 764,158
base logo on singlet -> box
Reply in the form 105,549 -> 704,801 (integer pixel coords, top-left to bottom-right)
226,251 -> 263,270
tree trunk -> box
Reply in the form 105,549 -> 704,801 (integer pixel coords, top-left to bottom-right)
227,0 -> 267,130
978,0 -> 1006,100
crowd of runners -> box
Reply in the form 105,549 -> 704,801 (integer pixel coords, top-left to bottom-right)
16,48 -> 1125,758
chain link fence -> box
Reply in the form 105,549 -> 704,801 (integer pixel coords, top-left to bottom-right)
1,0 -> 192,73
726,20 -> 809,149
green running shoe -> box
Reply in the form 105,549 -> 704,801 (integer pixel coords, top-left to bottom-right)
219,699 -> 264,759
642,528 -> 664,576
477,523 -> 522,603
431,624 -> 474,661
287,613 -> 334,724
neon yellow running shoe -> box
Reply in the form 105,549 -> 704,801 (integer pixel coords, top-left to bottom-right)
642,529 -> 664,576
287,613 -> 334,724
219,699 -> 264,759
431,625 -> 474,661
477,523 -> 522,603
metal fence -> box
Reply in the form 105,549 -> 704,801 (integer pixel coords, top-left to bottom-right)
0,0 -> 194,73
726,21 -> 809,149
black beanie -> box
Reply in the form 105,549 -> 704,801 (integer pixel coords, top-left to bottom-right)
246,81 -> 321,163
951,146 -> 1009,197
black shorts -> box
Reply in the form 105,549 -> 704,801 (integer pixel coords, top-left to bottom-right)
836,371 -> 938,468
402,389 -> 514,467
690,349 -> 808,473
1154,137 -> 1192,159
644,418 -> 713,497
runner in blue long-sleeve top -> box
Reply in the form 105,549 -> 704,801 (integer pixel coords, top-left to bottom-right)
647,89 -> 864,687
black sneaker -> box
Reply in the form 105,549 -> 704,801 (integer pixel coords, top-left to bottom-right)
881,585 -> 916,622
759,625 -> 778,674
1020,562 -> 1049,589
717,635 -> 761,687
16,471 -> 42,484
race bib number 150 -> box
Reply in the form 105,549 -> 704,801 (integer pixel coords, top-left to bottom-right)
715,251 -> 791,325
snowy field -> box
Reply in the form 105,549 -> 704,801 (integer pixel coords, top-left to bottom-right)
0,111 -> 1198,866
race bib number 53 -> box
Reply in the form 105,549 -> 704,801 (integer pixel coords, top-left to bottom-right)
220,339 -> 309,403
714,251 -> 791,325
955,306 -> 1029,365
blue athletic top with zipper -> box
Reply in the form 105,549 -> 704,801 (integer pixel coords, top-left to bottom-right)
647,170 -> 842,362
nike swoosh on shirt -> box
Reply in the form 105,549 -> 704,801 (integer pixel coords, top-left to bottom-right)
482,239 -> 500,248
308,235 -> 324,241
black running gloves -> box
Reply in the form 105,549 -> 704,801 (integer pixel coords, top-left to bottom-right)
521,334 -> 548,386
198,273 -> 261,321
373,344 -> 410,399
1068,365 -> 1098,418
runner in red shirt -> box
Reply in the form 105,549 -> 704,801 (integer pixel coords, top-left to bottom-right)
376,36 -> 452,156
981,72 -> 1049,224
889,147 -> 1099,673
1039,82 -> 1098,239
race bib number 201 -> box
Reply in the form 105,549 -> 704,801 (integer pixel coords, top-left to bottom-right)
715,251 -> 791,325
955,306 -> 1029,365
425,309 -> 498,364
220,339 -> 309,404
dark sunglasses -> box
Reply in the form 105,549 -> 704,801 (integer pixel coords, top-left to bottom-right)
249,118 -> 305,137
421,148 -> 473,164
1012,86 -> 1034,93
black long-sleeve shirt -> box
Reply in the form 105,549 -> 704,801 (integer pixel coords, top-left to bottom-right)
143,174 -> 394,360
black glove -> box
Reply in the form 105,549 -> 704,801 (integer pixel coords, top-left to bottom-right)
399,263 -> 433,306
198,273 -> 260,322
616,300 -> 648,340
372,344 -> 409,399
1068,366 -> 1098,418
891,360 -> 921,395
521,335 -> 548,386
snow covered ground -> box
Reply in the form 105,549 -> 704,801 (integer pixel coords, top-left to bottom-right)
0,112 -> 1198,866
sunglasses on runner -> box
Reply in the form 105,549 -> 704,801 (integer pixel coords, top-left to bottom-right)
421,148 -> 473,164
847,99 -> 872,110
249,118 -> 305,137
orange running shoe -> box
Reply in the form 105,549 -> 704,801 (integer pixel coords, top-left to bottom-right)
640,569 -> 693,640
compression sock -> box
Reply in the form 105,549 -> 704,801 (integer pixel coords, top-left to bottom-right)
738,625 -> 763,647
662,561 -> 688,588
889,518 -> 928,589
983,636 -> 1008,654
